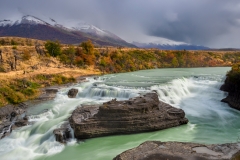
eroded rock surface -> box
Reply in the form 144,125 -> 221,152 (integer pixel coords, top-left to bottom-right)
53,122 -> 73,143
114,141 -> 240,160
67,88 -> 78,98
220,76 -> 240,110
69,93 -> 188,139
37,88 -> 59,101
0,103 -> 28,139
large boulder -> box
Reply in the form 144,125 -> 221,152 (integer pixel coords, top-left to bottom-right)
114,141 -> 240,160
67,88 -> 78,98
69,93 -> 188,139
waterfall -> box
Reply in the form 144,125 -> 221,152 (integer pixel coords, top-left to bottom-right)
0,67 -> 239,160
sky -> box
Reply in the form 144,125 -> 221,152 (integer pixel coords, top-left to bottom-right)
0,0 -> 240,48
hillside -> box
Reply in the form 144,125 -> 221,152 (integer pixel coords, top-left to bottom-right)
0,37 -> 100,107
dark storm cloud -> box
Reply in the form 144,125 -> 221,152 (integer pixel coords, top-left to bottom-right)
0,0 -> 240,47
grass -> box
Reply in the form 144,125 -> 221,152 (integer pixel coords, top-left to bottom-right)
0,74 -> 76,107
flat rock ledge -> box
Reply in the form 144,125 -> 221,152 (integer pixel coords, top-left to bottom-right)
114,141 -> 240,160
69,93 -> 188,139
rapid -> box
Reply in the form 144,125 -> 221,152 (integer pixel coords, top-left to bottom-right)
0,67 -> 239,160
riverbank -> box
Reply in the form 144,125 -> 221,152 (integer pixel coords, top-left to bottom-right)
220,63 -> 240,110
0,69 -> 99,139
0,66 -> 100,107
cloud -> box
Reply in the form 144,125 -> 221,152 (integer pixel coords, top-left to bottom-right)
0,0 -> 240,47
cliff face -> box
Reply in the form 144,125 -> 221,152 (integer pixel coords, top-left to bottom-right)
220,66 -> 240,110
69,93 -> 188,139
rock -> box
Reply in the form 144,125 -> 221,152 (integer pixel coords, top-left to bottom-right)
45,88 -> 59,94
67,88 -> 78,98
69,93 -> 188,139
220,74 -> 240,111
114,141 -> 240,160
0,103 -> 28,139
53,122 -> 73,143
37,88 -> 59,101
0,122 -> 13,139
14,119 -> 28,127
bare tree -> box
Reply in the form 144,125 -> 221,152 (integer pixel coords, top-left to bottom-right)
0,49 -> 2,63
13,49 -> 19,70
35,44 -> 45,55
6,59 -> 14,71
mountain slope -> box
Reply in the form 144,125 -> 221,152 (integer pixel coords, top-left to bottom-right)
0,15 -> 135,47
132,41 -> 209,50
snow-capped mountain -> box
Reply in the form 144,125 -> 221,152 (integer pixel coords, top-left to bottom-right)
0,15 -> 135,47
0,15 -> 50,27
132,38 -> 209,50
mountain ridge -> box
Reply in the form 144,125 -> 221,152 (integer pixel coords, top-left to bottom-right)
0,15 -> 135,47
132,41 -> 210,50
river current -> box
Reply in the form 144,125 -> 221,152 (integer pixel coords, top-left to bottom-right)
0,67 -> 239,160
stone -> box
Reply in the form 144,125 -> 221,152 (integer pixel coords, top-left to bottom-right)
114,141 -> 240,160
220,75 -> 240,111
53,122 -> 73,143
69,93 -> 188,139
45,88 -> 59,94
0,103 -> 28,139
14,119 -> 28,127
37,88 -> 59,101
67,88 -> 78,98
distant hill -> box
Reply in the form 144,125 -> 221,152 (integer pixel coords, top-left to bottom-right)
0,15 -> 135,47
132,41 -> 209,50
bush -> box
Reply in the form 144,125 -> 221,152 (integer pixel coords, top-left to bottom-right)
45,40 -> 61,57
80,40 -> 94,55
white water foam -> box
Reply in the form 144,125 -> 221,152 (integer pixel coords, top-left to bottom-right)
0,70 -> 239,160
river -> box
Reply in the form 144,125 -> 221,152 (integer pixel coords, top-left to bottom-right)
0,67 -> 239,160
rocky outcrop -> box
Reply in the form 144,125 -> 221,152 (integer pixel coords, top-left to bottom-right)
114,141 -> 240,160
220,72 -> 240,110
0,102 -> 28,139
53,122 -> 73,143
69,93 -> 188,139
67,88 -> 78,98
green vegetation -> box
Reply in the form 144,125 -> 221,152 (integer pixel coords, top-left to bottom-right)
45,40 -> 240,73
0,74 -> 76,107
226,63 -> 240,85
45,40 -> 61,57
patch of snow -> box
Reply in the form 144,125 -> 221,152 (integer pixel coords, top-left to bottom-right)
0,20 -> 14,27
72,21 -> 107,36
21,15 -> 50,25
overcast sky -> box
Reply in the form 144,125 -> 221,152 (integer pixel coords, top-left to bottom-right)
1,0 -> 240,48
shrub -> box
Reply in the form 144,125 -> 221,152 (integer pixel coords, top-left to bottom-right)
45,40 -> 61,57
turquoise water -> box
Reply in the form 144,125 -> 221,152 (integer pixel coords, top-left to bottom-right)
1,67 -> 240,160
